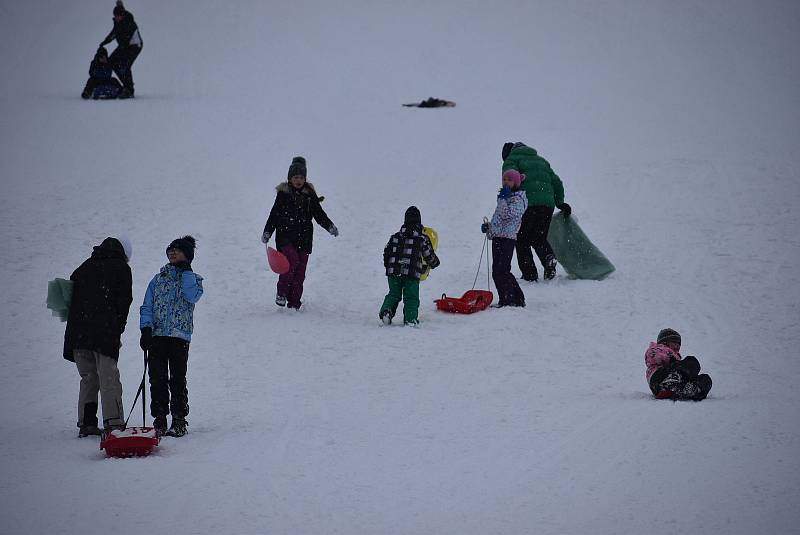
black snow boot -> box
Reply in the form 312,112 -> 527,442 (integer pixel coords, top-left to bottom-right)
380,309 -> 393,325
167,418 -> 188,437
78,425 -> 102,437
543,255 -> 557,280
153,415 -> 168,436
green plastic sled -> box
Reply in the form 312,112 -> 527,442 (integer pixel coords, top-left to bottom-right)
47,278 -> 74,322
547,213 -> 615,280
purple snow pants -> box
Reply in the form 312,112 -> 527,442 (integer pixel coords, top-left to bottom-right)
277,244 -> 309,309
492,237 -> 526,307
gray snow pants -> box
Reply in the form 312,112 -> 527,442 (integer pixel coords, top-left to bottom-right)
74,349 -> 124,427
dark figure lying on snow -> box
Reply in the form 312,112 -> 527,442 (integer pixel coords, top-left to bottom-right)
81,47 -> 123,100
402,97 -> 456,108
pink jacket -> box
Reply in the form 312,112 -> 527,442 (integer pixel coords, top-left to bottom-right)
644,342 -> 681,381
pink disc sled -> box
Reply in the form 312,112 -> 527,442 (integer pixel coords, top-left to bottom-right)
267,246 -> 290,274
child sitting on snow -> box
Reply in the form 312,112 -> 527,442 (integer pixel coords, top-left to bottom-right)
81,47 -> 123,99
380,206 -> 440,326
481,169 -> 528,307
645,328 -> 712,400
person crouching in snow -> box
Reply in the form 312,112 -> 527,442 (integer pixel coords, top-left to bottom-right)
81,47 -> 122,99
380,206 -> 440,326
482,170 -> 528,307
645,328 -> 712,400
261,156 -> 339,309
139,236 -> 204,436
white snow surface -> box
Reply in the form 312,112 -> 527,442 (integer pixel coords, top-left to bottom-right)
2,1 -> 800,534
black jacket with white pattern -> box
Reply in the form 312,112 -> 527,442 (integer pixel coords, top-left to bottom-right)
383,225 -> 440,280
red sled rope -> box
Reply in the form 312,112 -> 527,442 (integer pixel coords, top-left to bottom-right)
100,349 -> 159,458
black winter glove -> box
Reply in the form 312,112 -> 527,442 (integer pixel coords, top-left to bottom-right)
174,261 -> 192,272
140,327 -> 152,351
557,203 -> 572,218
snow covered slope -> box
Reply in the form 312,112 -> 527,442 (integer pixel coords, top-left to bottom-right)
1,1 -> 799,533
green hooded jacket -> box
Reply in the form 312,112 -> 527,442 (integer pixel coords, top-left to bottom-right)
502,144 -> 564,208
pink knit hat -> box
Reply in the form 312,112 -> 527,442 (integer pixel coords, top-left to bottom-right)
502,169 -> 525,189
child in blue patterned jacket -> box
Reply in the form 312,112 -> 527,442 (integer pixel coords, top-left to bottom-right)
481,170 -> 528,307
139,236 -> 204,437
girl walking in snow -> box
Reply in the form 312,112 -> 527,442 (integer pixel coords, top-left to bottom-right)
139,236 -> 204,436
262,156 -> 338,309
380,206 -> 440,326
481,170 -> 528,307
645,328 -> 712,400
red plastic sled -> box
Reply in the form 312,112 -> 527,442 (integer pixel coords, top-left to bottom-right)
267,246 -> 290,274
100,427 -> 160,458
434,290 -> 493,314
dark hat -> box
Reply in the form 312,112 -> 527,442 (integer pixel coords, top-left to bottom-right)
502,142 -> 515,161
113,1 -> 126,16
404,206 -> 421,226
657,328 -> 681,346
287,156 -> 307,179
166,235 -> 196,263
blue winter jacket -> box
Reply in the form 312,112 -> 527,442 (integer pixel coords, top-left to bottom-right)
489,190 -> 528,240
140,264 -> 204,342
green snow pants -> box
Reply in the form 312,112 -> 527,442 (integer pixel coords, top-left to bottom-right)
380,276 -> 420,323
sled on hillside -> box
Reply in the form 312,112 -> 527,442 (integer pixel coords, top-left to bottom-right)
420,226 -> 438,282
434,290 -> 493,314
547,212 -> 615,280
267,246 -> 291,275
46,278 -> 74,322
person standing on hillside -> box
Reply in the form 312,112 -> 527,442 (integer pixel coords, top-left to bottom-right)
501,142 -> 571,281
99,1 -> 142,98
139,236 -> 204,437
63,237 -> 133,437
262,156 -> 339,310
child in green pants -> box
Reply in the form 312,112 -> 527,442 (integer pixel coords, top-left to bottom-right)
380,206 -> 440,325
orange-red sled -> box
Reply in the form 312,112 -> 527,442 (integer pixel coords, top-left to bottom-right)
434,290 -> 493,314
100,427 -> 160,458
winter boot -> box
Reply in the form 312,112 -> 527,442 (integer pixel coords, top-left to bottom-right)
275,294 -> 287,307
153,416 -> 168,437
380,309 -> 393,325
404,319 -> 420,328
78,425 -> 102,437
543,255 -> 557,280
166,418 -> 188,437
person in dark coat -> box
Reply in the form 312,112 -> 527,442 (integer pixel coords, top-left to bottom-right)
99,1 -> 142,98
262,156 -> 339,309
81,47 -> 122,99
63,237 -> 133,436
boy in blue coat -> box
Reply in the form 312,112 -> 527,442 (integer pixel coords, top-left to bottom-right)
139,236 -> 204,436
81,47 -> 123,99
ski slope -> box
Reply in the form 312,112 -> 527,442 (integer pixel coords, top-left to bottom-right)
1,1 -> 799,533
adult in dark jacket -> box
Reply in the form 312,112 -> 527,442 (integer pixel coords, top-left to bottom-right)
501,142 -> 572,281
99,1 -> 142,98
262,156 -> 339,309
63,237 -> 133,436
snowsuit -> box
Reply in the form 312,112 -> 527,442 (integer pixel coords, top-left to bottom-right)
100,10 -> 142,95
140,264 -> 204,420
263,181 -> 335,308
644,342 -> 712,400
381,224 -> 440,323
488,189 -> 528,306
502,143 -> 565,280
63,238 -> 132,428
81,52 -> 123,99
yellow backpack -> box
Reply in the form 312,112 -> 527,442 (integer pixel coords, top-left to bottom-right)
420,226 -> 438,281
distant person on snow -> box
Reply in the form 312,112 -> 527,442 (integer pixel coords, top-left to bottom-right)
63,237 -> 133,437
481,170 -> 528,307
501,142 -> 571,281
645,328 -> 712,400
99,1 -> 142,98
81,46 -> 123,99
262,156 -> 339,310
380,206 -> 440,326
139,236 -> 204,437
